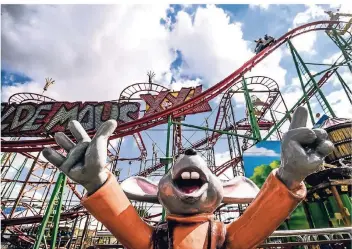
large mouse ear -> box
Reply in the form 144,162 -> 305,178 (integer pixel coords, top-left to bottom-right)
222,177 -> 260,204
120,176 -> 159,203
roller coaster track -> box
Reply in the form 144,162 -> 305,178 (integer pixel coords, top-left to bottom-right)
214,157 -> 242,176
0,140 -> 83,201
208,93 -> 272,152
133,132 -> 147,159
1,20 -> 349,154
209,68 -> 339,176
1,211 -> 89,227
8,92 -> 56,104
210,76 -> 280,146
131,27 -> 345,179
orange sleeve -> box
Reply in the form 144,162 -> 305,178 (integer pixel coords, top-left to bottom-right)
226,169 -> 306,249
81,172 -> 153,249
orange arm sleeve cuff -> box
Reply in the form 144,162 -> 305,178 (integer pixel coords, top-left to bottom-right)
81,172 -> 153,249
226,169 -> 306,249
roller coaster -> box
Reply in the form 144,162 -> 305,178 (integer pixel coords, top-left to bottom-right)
1,17 -> 352,249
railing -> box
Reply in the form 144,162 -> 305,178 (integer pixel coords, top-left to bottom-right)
93,227 -> 352,248
260,227 -> 352,248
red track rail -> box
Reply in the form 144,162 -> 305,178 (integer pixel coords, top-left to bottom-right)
1,211 -> 88,227
210,76 -> 280,145
214,157 -> 242,176
133,132 -> 147,159
1,143 -> 83,200
297,68 -> 337,106
1,20 -> 348,153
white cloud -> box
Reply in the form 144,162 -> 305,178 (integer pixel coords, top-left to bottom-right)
291,4 -> 327,54
2,5 -> 174,102
291,76 -> 301,87
291,32 -> 318,54
170,77 -> 202,91
246,48 -> 287,89
170,4 -> 287,107
2,81 -> 49,102
244,145 -> 280,157
293,4 -> 326,26
215,151 -> 231,166
2,4 -> 288,112
282,86 -> 303,110
323,52 -> 342,64
331,70 -> 352,87
327,89 -> 352,118
170,5 -> 252,86
215,151 -> 234,180
249,4 -> 270,10
170,5 -> 286,88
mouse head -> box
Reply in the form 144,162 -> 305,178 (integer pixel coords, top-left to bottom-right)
121,149 -> 259,215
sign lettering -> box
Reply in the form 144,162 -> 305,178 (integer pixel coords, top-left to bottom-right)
141,86 -> 211,116
1,102 -> 140,137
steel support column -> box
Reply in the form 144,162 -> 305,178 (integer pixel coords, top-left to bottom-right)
242,76 -> 262,140
161,115 -> 172,221
288,39 -> 336,118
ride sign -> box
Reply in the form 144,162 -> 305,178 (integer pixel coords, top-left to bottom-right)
141,86 -> 212,116
1,86 -> 212,137
1,102 -> 140,137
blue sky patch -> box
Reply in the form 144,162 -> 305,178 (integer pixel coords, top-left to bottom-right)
1,70 -> 32,86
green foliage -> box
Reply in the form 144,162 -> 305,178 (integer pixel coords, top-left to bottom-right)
250,160 -> 281,188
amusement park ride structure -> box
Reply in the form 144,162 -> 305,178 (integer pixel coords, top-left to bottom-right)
1,14 -> 352,249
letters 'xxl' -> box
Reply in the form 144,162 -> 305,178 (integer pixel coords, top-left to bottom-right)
141,86 -> 212,116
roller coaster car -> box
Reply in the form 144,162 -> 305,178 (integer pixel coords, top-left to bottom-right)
255,36 -> 276,54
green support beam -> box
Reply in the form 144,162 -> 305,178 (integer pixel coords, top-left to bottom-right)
242,76 -> 262,141
172,121 -> 257,140
288,40 -> 315,125
33,172 -> 67,249
328,29 -> 352,73
288,39 -> 336,118
336,70 -> 352,105
262,78 -> 332,141
161,115 -> 172,221
50,174 -> 67,249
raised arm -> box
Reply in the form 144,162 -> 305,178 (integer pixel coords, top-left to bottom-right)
225,169 -> 306,249
225,107 -> 334,249
43,120 -> 153,249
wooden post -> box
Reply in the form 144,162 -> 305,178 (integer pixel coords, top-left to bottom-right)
331,185 -> 351,226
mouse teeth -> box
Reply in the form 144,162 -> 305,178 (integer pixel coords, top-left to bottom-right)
181,172 -> 191,179
191,172 -> 200,179
181,171 -> 201,180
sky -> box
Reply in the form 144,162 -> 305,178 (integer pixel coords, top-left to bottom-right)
1,4 -> 352,222
242,140 -> 281,178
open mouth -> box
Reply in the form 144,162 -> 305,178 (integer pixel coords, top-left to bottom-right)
173,170 -> 207,194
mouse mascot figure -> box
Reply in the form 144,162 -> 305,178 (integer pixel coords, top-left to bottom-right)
43,106 -> 334,249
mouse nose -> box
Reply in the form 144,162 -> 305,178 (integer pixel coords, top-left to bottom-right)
184,148 -> 197,156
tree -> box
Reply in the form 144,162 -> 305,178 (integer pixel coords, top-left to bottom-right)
250,160 -> 280,188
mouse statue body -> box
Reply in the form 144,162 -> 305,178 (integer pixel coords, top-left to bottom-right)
43,107 -> 334,249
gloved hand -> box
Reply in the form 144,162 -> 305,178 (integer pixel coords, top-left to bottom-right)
43,120 -> 117,195
277,106 -> 334,190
